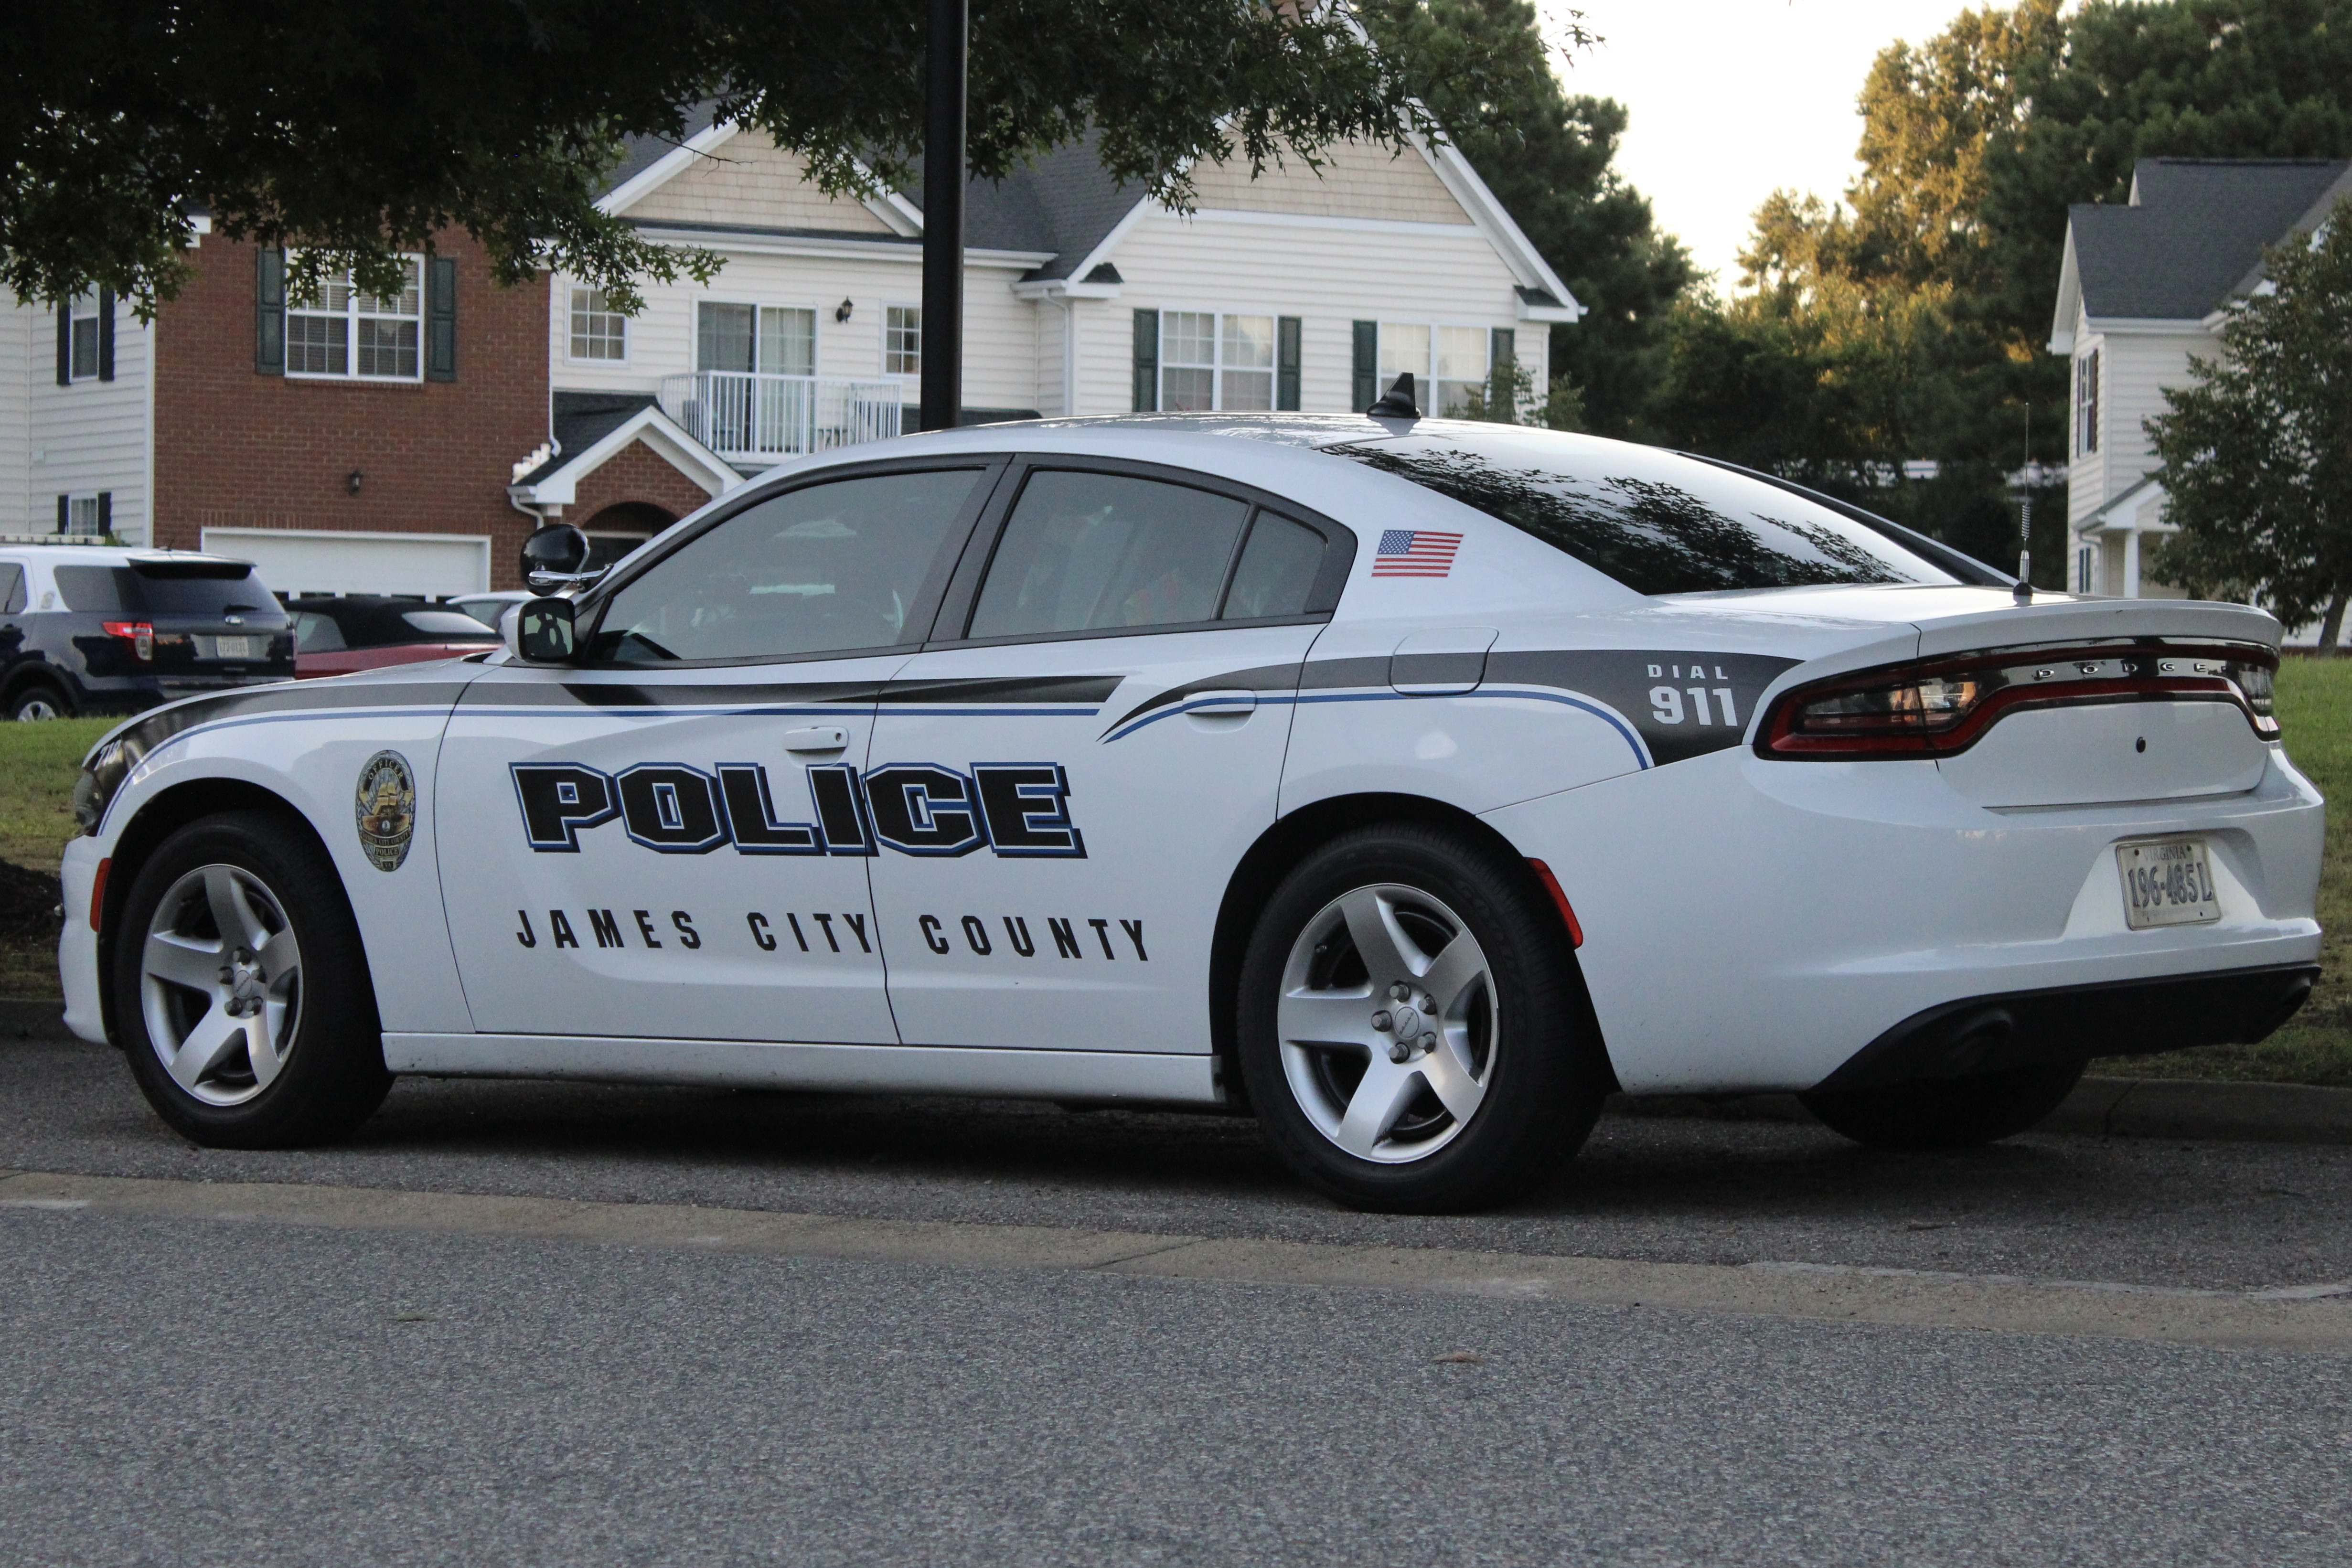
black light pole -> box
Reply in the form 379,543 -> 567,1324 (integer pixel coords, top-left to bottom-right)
919,0 -> 966,432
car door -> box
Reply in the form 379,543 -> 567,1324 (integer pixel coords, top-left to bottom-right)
0,561 -> 26,677
866,459 -> 1354,1057
436,459 -> 1004,1043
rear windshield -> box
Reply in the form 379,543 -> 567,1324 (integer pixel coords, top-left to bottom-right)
54,563 -> 288,619
1324,429 -> 1955,595
289,600 -> 501,648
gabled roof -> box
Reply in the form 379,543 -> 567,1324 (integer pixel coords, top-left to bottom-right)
597,115 -> 1579,313
509,391 -> 738,507
2065,158 -> 2349,321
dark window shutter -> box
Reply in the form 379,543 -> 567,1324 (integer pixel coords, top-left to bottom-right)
255,248 -> 285,374
1131,309 -> 1159,412
1276,317 -> 1302,411
97,290 -> 116,381
55,496 -> 69,534
96,492 -> 113,537
1489,327 -> 1514,413
55,304 -> 70,385
1351,320 -> 1378,412
427,256 -> 458,381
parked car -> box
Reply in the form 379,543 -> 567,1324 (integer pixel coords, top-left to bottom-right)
286,596 -> 503,678
0,545 -> 293,720
448,590 -> 533,631
61,414 -> 2321,1212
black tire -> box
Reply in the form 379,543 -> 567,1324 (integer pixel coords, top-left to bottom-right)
1800,1058 -> 2087,1151
9,679 -> 71,722
1236,821 -> 1608,1213
112,810 -> 391,1147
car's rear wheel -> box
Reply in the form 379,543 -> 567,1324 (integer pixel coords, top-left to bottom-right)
1237,822 -> 1607,1213
1799,1059 -> 2087,1150
113,811 -> 391,1147
10,680 -> 70,721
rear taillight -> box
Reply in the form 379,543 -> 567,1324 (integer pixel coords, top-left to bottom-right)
101,621 -> 154,661
1756,641 -> 2279,759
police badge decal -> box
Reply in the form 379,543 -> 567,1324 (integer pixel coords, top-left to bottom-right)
355,751 -> 417,872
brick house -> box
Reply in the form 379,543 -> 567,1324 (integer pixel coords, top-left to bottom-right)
0,119 -> 1576,593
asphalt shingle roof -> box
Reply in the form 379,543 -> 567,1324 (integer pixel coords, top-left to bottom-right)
602,112 -> 1142,279
2071,158 -> 2351,319
512,392 -> 659,488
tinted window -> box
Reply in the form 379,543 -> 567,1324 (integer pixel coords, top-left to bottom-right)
970,471 -> 1250,639
1326,430 -> 1954,595
1223,511 -> 1325,620
55,564 -> 287,618
0,564 -> 23,617
292,611 -> 346,652
589,468 -> 984,663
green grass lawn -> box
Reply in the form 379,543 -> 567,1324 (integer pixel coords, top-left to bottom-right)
3,676 -> 2351,1085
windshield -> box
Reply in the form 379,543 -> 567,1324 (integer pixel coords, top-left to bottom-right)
1324,428 -> 1955,595
54,564 -> 288,619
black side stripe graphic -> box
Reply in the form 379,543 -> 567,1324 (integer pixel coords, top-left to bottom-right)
1099,663 -> 1306,736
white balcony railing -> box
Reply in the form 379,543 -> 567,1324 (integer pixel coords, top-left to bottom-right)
658,371 -> 904,465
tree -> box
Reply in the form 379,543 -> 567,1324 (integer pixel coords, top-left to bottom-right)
2147,198 -> 2352,649
2,1 -> 1422,313
1357,0 -> 1692,436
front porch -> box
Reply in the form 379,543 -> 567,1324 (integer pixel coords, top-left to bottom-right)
657,371 -> 904,469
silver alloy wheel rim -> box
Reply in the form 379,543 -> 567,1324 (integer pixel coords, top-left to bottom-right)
14,695 -> 59,721
1275,883 -> 1498,1164
139,864 -> 304,1107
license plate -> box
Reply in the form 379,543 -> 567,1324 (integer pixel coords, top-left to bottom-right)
211,635 -> 256,660
2117,837 -> 2222,929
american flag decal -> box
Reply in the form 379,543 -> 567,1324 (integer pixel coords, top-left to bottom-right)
1372,528 -> 1463,578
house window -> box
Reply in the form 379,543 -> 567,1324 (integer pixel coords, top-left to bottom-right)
287,256 -> 423,380
1156,310 -> 1276,412
1381,322 -> 1490,415
697,302 -> 817,376
2076,544 -> 2096,595
885,306 -> 921,377
2075,347 -> 2101,456
67,294 -> 103,381
59,493 -> 108,537
569,287 -> 627,362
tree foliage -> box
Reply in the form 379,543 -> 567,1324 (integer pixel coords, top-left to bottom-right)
2,0 -> 1424,315
1357,0 -> 1692,436
1644,0 -> 2352,580
2148,199 -> 2352,645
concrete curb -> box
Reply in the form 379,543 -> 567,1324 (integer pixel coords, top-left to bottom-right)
1608,1077 -> 2352,1148
9,993 -> 2348,1147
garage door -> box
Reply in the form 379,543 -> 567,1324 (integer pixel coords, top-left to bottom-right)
199,529 -> 491,598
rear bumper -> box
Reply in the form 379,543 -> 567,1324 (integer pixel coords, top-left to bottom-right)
1485,743 -> 2325,1093
1813,962 -> 2317,1094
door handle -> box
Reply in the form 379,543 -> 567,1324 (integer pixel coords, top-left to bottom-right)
782,725 -> 851,753
1185,690 -> 1257,718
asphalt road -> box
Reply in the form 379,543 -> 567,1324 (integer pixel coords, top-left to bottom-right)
7,1034 -> 2352,1564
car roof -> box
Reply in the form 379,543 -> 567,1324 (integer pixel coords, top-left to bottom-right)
0,546 -> 257,569
288,596 -> 500,645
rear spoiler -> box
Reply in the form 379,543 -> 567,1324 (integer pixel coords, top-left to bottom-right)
1671,452 -> 2015,589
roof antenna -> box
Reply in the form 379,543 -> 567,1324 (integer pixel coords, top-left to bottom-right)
1368,373 -> 1422,420
2013,401 -> 2034,604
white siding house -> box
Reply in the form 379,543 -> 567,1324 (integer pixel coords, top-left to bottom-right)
0,290 -> 155,544
511,119 -> 1580,544
2049,158 -> 2352,606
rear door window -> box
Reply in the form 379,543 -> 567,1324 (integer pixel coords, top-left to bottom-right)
0,564 -> 24,616
1221,511 -> 1327,621
968,470 -> 1252,639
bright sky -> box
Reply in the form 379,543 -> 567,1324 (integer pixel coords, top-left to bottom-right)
1535,0 -> 1983,288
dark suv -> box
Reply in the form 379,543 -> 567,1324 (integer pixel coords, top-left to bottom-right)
0,546 -> 295,720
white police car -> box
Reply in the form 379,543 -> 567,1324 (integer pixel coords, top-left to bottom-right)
56,405 -> 2323,1211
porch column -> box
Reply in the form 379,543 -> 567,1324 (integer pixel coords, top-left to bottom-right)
2123,528 -> 2141,599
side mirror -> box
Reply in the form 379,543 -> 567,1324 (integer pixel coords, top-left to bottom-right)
521,523 -> 602,593
510,596 -> 577,662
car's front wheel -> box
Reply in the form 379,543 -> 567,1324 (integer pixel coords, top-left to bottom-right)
113,811 -> 392,1147
1799,1058 -> 2087,1150
1237,823 -> 1608,1213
